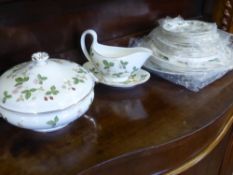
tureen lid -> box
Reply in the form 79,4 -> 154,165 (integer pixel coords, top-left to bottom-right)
0,52 -> 94,114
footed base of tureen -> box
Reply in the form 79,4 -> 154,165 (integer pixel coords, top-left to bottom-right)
33,124 -> 68,132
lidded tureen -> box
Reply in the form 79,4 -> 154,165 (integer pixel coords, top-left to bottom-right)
0,52 -> 95,132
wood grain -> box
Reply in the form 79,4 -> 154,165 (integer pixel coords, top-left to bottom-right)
220,128 -> 233,175
165,113 -> 233,175
0,0 -> 233,175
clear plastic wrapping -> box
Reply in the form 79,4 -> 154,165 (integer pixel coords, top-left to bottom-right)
130,16 -> 233,91
144,59 -> 228,91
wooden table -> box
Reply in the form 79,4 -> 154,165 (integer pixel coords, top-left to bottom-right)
1,67 -> 233,175
0,0 -> 233,174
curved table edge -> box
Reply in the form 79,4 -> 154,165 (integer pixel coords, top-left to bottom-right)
165,113 -> 233,175
77,108 -> 233,175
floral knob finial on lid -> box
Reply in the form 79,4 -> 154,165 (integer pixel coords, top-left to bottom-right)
32,52 -> 49,65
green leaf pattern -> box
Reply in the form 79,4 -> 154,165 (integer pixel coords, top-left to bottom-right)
103,60 -> 114,69
141,74 -> 147,80
123,73 -> 148,84
133,66 -> 139,72
15,76 -> 29,86
22,88 -> 37,100
90,68 -> 99,74
46,86 -> 59,95
113,72 -> 124,78
120,61 -> 128,69
77,69 -> 86,74
37,74 -> 47,84
2,91 -> 12,103
73,68 -> 87,74
73,77 -> 84,84
46,116 -> 59,127
3,65 -> 90,102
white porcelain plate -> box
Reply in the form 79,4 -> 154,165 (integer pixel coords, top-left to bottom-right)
83,62 -> 150,88
161,19 -> 215,35
143,59 -> 226,76
144,59 -> 184,75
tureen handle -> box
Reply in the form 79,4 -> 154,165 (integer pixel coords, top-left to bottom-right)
80,29 -> 98,63
83,115 -> 97,128
32,52 -> 49,65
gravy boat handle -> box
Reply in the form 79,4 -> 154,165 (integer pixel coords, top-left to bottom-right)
80,29 -> 98,63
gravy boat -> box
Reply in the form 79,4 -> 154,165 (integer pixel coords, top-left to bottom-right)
81,29 -> 152,82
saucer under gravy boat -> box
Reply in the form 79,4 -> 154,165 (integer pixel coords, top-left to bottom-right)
83,62 -> 150,88
83,61 -> 150,88
80,29 -> 152,83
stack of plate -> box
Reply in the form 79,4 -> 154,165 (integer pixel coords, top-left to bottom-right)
139,16 -> 233,91
143,16 -> 233,73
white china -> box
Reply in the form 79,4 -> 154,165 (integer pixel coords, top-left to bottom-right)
0,52 -> 95,132
159,16 -> 217,37
148,42 -> 232,72
149,29 -> 220,60
83,61 -> 150,88
139,17 -> 233,73
131,16 -> 233,91
0,91 -> 94,132
144,59 -> 225,75
80,29 -> 152,83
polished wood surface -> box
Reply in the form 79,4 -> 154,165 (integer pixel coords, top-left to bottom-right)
220,128 -> 233,175
1,70 -> 233,175
181,128 -> 232,175
0,0 -> 233,175
166,112 -> 233,175
214,0 -> 233,32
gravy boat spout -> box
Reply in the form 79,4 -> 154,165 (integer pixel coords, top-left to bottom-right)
81,29 -> 152,83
